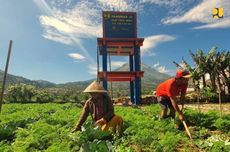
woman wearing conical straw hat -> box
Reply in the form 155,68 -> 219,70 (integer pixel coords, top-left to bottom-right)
71,80 -> 123,134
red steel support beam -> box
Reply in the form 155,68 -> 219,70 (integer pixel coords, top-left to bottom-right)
98,71 -> 144,82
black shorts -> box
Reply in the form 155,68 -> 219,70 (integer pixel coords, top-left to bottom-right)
157,96 -> 173,110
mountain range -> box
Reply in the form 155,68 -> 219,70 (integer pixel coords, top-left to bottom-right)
0,63 -> 171,92
0,70 -> 56,88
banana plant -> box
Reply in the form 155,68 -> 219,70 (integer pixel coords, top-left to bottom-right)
216,51 -> 230,94
205,47 -> 219,91
189,49 -> 207,88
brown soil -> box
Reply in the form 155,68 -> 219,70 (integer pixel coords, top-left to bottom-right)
185,103 -> 230,114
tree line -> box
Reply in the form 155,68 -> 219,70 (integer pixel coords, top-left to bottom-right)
3,83 -> 89,104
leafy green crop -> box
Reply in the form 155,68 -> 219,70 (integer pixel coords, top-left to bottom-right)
213,116 -> 230,132
0,103 -> 229,152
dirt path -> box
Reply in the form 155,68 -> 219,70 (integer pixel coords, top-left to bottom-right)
185,103 -> 230,114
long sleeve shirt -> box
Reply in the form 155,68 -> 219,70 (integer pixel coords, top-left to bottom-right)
75,94 -> 114,129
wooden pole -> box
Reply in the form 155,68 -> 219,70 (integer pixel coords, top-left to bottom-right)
218,91 -> 222,117
108,54 -> 113,99
180,108 -> 192,139
97,46 -> 99,81
197,91 -> 200,113
182,121 -> 192,139
0,40 -> 13,113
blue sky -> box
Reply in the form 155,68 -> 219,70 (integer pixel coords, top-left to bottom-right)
0,0 -> 229,83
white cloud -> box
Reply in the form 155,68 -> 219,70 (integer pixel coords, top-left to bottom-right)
88,64 -> 104,75
153,62 -> 170,74
88,64 -> 98,75
88,61 -> 126,75
68,53 -> 86,61
157,66 -> 169,73
193,19 -> 230,29
34,0 -> 145,65
97,0 -> 141,12
42,29 -> 73,45
38,1 -> 102,40
40,16 -> 74,33
179,63 -> 187,70
153,62 -> 159,68
34,0 -> 103,64
111,61 -> 126,68
162,0 -> 230,29
88,71 -> 97,75
35,0 -> 143,46
162,0 -> 220,24
142,34 -> 176,56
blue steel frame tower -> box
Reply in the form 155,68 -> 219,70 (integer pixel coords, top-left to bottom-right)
97,11 -> 144,104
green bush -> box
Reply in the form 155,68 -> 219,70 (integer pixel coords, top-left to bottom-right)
214,116 -> 230,132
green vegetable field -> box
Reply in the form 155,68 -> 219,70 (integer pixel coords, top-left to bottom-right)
0,103 -> 229,152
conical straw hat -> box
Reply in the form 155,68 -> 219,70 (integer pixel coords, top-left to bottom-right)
83,80 -> 107,93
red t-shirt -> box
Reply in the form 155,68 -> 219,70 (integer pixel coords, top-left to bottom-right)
156,78 -> 188,97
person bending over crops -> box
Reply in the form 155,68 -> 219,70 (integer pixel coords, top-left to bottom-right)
156,69 -> 191,122
71,80 -> 123,134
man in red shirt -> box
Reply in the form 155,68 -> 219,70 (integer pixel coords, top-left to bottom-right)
156,69 -> 191,122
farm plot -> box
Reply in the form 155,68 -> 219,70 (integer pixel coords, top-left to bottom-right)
0,103 -> 229,152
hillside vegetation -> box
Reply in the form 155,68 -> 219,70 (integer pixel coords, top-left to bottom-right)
1,63 -> 170,100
